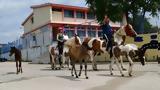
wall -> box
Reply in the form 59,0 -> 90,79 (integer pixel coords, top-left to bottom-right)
21,25 -> 52,62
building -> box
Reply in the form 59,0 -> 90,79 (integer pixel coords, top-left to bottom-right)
21,3 -> 120,63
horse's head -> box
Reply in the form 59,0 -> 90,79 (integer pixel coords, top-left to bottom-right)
9,46 -> 16,56
135,49 -> 146,66
64,35 -> 82,48
124,24 -> 137,37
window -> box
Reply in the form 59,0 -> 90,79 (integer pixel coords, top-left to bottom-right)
77,26 -> 86,37
31,17 -> 34,24
76,11 -> 85,19
32,35 -> 36,41
64,10 -> 74,18
65,30 -> 75,38
52,8 -> 62,12
87,12 -> 95,19
98,31 -> 103,37
88,31 -> 96,37
77,30 -> 85,37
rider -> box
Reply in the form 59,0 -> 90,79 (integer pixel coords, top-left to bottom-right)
57,27 -> 65,56
101,15 -> 114,52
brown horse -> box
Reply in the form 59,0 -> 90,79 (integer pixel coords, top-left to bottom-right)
49,35 -> 82,70
65,35 -> 90,79
9,47 -> 23,74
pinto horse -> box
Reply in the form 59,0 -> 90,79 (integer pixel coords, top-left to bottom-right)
9,47 -> 23,74
110,44 -> 145,77
48,44 -> 59,70
113,24 -> 137,70
82,37 -> 107,70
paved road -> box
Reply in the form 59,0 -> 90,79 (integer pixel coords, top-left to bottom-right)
0,62 -> 160,90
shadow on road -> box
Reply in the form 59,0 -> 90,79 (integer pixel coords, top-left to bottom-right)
2,72 -> 16,76
56,75 -> 81,81
88,71 -> 146,90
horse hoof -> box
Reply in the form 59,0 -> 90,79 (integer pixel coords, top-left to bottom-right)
110,73 -> 113,75
129,74 -> 132,77
112,68 -> 114,70
76,76 -> 78,78
121,74 -> 124,77
78,74 -> 81,76
69,68 -> 71,70
60,66 -> 64,68
72,74 -> 74,77
122,68 -> 127,71
93,69 -> 98,71
86,77 -> 89,79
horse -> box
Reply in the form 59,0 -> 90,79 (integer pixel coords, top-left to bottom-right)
82,37 -> 107,70
82,24 -> 137,71
49,35 -> 81,70
48,44 -> 59,70
64,35 -> 91,79
9,46 -> 23,74
113,24 -> 137,70
110,43 -> 145,77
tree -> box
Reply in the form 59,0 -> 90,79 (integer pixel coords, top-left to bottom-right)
86,0 -> 160,33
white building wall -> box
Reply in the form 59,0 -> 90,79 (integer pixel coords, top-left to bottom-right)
21,25 -> 52,62
32,6 -> 51,29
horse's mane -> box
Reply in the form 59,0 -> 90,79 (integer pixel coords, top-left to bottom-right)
64,36 -> 82,47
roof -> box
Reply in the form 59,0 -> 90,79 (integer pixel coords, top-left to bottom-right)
31,3 -> 88,11
22,3 -> 89,26
22,13 -> 33,26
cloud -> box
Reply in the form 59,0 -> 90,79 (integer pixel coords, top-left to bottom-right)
0,0 -> 86,43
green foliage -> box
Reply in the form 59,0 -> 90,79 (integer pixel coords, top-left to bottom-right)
86,0 -> 160,24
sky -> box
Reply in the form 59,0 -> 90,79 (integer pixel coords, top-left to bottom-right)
0,0 -> 159,44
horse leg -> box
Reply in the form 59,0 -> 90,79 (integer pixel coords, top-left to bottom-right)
110,57 -> 115,75
84,60 -> 88,79
67,57 -> 71,70
73,64 -> 78,78
50,54 -> 54,70
16,61 -> 19,74
127,56 -> 133,77
71,62 -> 74,76
115,57 -> 124,77
62,54 -> 66,68
53,55 -> 58,70
78,61 -> 83,76
120,56 -> 126,71
58,55 -> 63,68
19,60 -> 23,73
90,52 -> 97,71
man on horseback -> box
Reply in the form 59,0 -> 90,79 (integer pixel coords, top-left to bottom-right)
101,15 -> 114,57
